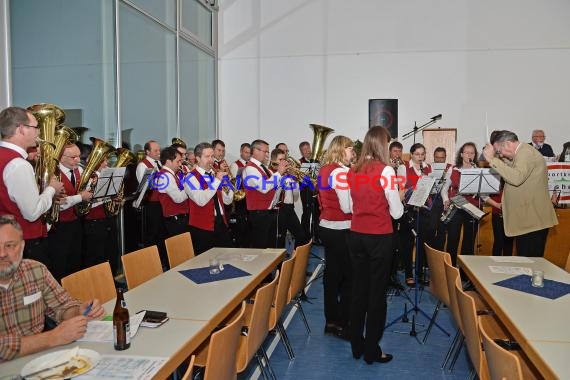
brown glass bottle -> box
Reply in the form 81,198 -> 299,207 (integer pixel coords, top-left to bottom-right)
113,288 -> 130,350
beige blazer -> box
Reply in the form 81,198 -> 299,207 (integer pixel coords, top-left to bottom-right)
488,142 -> 558,236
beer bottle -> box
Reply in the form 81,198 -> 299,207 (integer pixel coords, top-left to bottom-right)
113,288 -> 130,350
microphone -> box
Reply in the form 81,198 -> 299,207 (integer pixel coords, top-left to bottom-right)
431,114 -> 443,121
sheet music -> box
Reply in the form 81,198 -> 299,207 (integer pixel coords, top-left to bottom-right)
488,266 -> 532,275
133,168 -> 154,208
93,167 -> 126,199
458,168 -> 501,194
407,176 -> 436,207
78,313 -> 145,342
429,163 -> 447,180
78,355 -> 167,379
491,256 -> 535,263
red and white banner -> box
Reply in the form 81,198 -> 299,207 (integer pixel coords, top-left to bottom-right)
547,163 -> 570,204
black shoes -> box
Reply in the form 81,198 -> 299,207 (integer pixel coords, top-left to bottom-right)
364,353 -> 393,365
324,324 -> 350,341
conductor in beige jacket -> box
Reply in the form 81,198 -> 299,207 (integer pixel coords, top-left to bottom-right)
483,130 -> 558,257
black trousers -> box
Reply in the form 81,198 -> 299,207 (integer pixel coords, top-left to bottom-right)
48,219 -> 83,282
83,217 -> 119,275
24,237 -> 50,268
320,226 -> 351,327
446,209 -> 477,266
142,201 -> 167,266
430,198 -> 447,251
230,199 -> 251,248
163,214 -> 190,239
249,210 -> 278,248
300,188 -> 320,241
349,231 -> 393,361
399,208 -> 435,278
515,228 -> 549,257
189,219 -> 233,255
277,204 -> 308,248
491,213 -> 513,256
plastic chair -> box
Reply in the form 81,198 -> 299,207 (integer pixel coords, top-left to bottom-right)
236,271 -> 279,379
268,254 -> 296,360
187,302 -> 246,380
423,243 -> 451,343
61,262 -> 116,304
121,245 -> 163,289
287,240 -> 312,335
165,232 -> 195,268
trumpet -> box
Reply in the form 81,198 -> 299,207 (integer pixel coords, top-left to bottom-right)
390,157 -> 404,170
104,147 -> 136,217
214,160 -> 246,201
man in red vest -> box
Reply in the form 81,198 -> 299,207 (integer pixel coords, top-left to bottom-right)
229,142 -> 251,248
47,143 -> 92,281
0,106 -> 64,268
184,142 -> 234,254
157,146 -> 189,238
243,139 -> 287,248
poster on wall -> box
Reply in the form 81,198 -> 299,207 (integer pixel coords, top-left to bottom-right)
369,99 -> 398,139
547,162 -> 570,205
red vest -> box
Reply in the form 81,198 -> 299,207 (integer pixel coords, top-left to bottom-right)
235,159 -> 246,168
318,163 -> 351,221
0,147 -> 47,239
405,162 -> 432,190
449,167 -> 478,206
85,204 -> 107,220
59,168 -> 81,222
244,161 -> 275,210
141,158 -> 160,202
348,161 -> 393,234
188,169 -> 227,231
158,169 -> 189,217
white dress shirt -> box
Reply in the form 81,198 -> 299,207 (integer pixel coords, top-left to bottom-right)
136,155 -> 159,183
0,141 -> 55,221
383,165 -> 405,219
320,163 -> 352,230
158,167 -> 188,204
229,158 -> 247,178
242,157 -> 282,194
59,163 -> 84,211
184,166 -> 233,214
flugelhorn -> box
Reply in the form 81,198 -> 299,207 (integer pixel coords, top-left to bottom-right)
104,147 -> 136,217
215,160 -> 246,201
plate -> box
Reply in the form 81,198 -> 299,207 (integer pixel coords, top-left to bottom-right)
21,348 -> 100,379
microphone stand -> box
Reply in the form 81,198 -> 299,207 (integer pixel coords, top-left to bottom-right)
402,115 -> 442,143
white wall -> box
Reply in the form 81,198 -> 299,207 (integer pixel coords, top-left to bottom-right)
217,0 -> 570,162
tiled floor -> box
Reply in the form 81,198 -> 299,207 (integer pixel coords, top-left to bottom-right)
240,245 -> 473,380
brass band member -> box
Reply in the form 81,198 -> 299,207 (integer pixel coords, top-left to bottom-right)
229,142 -> 251,248
211,139 -> 227,171
229,142 -> 251,178
184,142 -> 233,254
430,147 -> 452,251
317,136 -> 354,340
158,146 -> 189,238
270,148 -> 307,248
0,107 -> 64,267
47,143 -> 92,281
171,142 -> 193,175
441,142 -> 479,265
299,140 -> 320,243
348,126 -> 403,364
243,139 -> 287,248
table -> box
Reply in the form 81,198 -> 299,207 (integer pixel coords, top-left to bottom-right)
458,255 -> 570,379
0,247 -> 285,379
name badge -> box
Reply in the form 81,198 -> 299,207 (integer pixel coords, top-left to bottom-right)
23,291 -> 42,305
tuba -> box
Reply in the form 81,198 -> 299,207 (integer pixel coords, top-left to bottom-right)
309,124 -> 334,162
171,137 -> 187,149
74,137 -> 115,215
104,147 -> 136,216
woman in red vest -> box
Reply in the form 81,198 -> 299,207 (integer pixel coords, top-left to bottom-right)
317,135 -> 354,340
348,126 -> 404,364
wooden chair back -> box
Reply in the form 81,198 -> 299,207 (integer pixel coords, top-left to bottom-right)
565,250 -> 570,272
444,260 -> 464,333
424,243 -> 451,306
288,241 -> 312,303
479,316 -> 523,380
180,355 -> 195,380
121,245 -> 163,289
236,271 -> 278,373
455,277 -> 490,380
269,255 -> 296,331
165,232 -> 195,268
61,262 -> 116,304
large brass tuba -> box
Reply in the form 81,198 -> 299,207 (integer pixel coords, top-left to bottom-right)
309,124 -> 334,162
74,137 -> 115,215
104,147 -> 136,217
171,137 -> 187,149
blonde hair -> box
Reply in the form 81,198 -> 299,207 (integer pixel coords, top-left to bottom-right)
320,135 -> 354,165
353,126 -> 391,172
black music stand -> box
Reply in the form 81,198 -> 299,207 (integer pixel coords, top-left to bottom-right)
386,176 -> 450,343
133,168 -> 154,248
92,167 -> 126,201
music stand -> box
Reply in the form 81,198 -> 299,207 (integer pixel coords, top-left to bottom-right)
132,168 -> 154,249
386,176 -> 449,342
458,168 -> 499,254
92,167 -> 126,202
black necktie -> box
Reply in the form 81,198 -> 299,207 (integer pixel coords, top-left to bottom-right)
70,169 -> 76,188
155,160 -> 162,169
207,172 -> 223,221
260,164 -> 271,178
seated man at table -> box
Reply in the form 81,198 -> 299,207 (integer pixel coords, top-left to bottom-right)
0,215 -> 104,362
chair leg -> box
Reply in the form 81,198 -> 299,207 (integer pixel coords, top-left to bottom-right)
259,347 -> 277,380
295,298 -> 311,335
255,352 -> 269,380
448,335 -> 465,372
422,300 -> 442,344
441,328 -> 460,369
277,320 -> 295,360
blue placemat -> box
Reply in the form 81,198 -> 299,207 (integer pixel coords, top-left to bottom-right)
179,264 -> 251,284
493,274 -> 570,300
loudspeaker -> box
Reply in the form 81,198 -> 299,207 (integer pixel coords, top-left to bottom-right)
369,99 -> 398,139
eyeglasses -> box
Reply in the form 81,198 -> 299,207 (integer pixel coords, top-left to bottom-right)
21,124 -> 40,129
255,147 -> 270,154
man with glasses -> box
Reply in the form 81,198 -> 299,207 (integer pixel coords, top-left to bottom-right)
0,106 -> 64,268
529,129 -> 555,158
47,143 -> 92,281
483,130 -> 558,257
243,139 -> 287,248
0,216 -> 104,362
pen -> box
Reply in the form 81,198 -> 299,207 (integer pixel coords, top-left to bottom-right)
82,301 -> 94,316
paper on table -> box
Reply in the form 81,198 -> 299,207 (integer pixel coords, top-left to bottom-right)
76,355 -> 167,379
78,313 -> 145,342
489,266 -> 532,275
490,256 -> 534,263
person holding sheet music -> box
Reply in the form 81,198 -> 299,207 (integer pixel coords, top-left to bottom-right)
482,130 -> 558,257
400,143 -> 435,286
157,146 -> 189,239
441,142 -> 480,265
